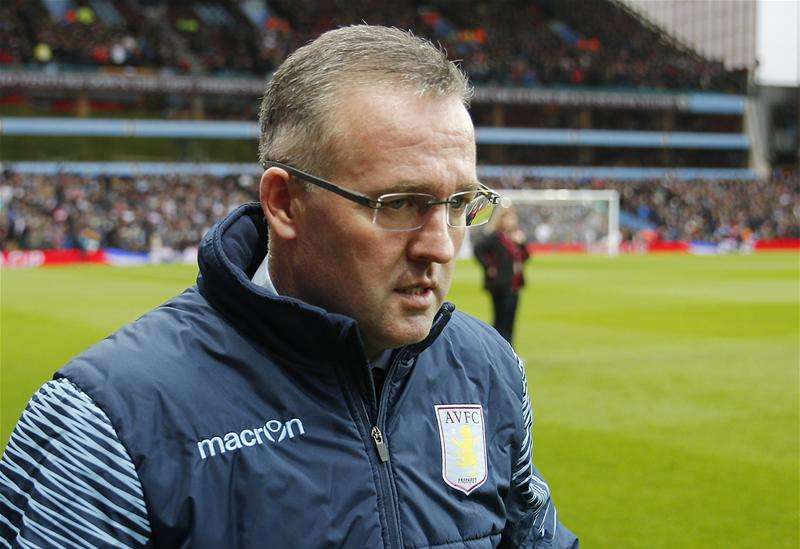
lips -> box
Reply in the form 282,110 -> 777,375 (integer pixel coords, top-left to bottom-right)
394,281 -> 437,308
395,281 -> 436,294
396,286 -> 429,295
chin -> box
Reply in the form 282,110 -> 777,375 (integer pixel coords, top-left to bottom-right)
367,301 -> 440,351
386,318 -> 435,349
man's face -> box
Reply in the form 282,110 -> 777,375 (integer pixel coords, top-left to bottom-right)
291,88 -> 478,357
499,210 -> 519,233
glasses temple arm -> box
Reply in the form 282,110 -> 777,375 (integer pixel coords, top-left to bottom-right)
264,161 -> 380,209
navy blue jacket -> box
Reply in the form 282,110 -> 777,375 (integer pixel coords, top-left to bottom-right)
5,203 -> 577,548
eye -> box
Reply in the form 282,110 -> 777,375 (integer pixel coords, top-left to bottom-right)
381,196 -> 413,210
450,193 -> 476,211
449,196 -> 467,210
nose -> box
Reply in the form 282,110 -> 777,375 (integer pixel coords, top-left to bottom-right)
406,205 -> 461,264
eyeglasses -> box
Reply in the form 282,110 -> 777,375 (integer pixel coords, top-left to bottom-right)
264,161 -> 501,232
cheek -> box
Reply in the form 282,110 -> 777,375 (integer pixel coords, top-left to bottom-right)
326,227 -> 402,290
350,238 -> 404,287
297,203 -> 410,297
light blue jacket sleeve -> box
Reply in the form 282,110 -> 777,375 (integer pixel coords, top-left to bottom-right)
0,379 -> 151,547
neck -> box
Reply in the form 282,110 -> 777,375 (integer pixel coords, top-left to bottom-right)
267,253 -> 294,297
271,252 -> 393,361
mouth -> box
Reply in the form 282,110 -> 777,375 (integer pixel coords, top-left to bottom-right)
394,282 -> 437,309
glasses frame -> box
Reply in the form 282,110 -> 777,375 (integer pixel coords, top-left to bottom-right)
263,160 -> 501,231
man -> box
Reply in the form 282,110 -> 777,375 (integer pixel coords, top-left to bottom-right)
1,26 -> 577,548
474,207 -> 531,346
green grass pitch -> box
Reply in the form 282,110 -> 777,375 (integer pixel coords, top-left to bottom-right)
2,253 -> 798,547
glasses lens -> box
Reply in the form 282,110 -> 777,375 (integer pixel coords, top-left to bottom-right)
374,191 -> 498,231
449,191 -> 496,227
375,193 -> 434,231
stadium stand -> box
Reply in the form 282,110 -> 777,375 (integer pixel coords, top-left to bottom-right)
3,0 -> 746,92
2,1 -> 756,170
5,0 -> 174,69
2,170 -> 797,254
0,171 -> 254,252
1,1 -> 795,260
1,1 -> 757,172
488,171 -> 800,242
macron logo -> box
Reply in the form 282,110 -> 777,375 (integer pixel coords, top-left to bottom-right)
197,417 -> 306,459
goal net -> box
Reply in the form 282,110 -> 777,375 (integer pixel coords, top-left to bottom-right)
493,189 -> 621,255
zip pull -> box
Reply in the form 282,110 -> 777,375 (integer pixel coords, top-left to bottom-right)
371,426 -> 390,463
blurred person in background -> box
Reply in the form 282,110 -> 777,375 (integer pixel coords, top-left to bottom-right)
1,25 -> 576,548
474,207 -> 531,346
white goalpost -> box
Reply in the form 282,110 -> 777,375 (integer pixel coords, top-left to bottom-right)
497,188 -> 621,256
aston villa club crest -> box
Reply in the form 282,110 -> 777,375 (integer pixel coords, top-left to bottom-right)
434,404 -> 488,495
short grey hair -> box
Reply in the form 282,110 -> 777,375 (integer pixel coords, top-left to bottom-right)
257,25 -> 472,177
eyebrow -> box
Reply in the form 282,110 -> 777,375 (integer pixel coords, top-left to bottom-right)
372,180 -> 482,196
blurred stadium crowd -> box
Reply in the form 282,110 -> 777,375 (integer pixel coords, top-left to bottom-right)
494,172 -> 800,243
0,171 -> 254,253
1,0 -> 746,92
1,1 -> 793,258
2,171 -> 797,253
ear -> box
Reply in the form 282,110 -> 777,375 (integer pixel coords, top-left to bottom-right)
260,167 -> 298,240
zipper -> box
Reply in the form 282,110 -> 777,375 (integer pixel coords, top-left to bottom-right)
362,350 -> 409,549
376,350 -> 407,431
371,426 -> 390,462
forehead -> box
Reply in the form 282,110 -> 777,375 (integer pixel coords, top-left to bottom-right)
331,87 -> 478,194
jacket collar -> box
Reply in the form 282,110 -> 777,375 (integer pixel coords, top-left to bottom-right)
196,203 -> 453,368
